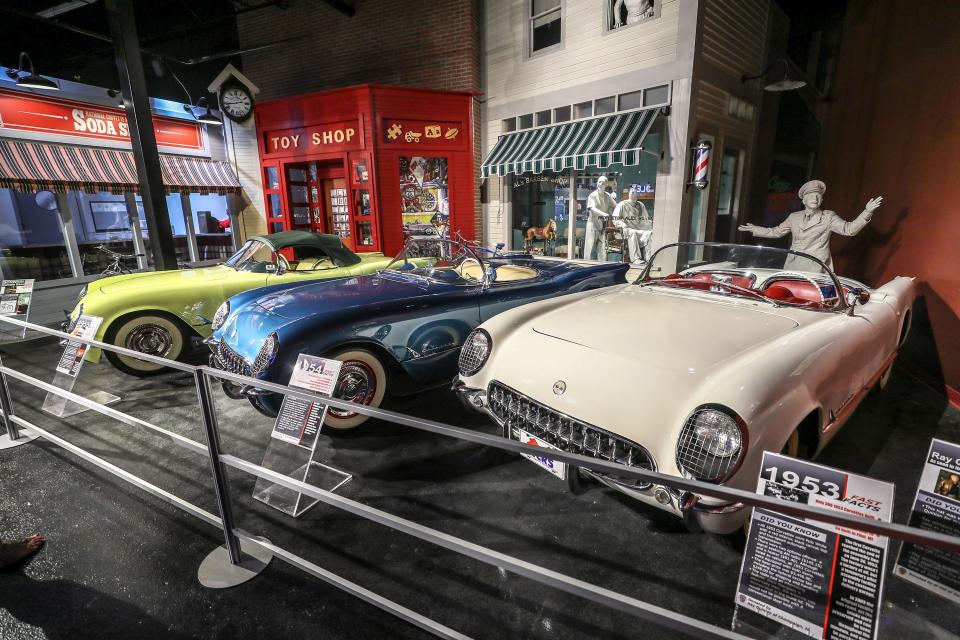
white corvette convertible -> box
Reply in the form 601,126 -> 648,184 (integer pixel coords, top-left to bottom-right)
454,242 -> 915,534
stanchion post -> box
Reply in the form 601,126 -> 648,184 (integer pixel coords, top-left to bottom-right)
194,368 -> 242,564
194,368 -> 271,588
0,367 -> 20,442
0,352 -> 37,449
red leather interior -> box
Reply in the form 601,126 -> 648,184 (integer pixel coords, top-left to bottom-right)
686,272 -> 755,290
763,279 -> 822,304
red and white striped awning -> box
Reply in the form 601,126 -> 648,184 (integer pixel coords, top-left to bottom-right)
0,139 -> 242,195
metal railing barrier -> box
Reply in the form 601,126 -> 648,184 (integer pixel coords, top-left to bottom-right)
1,314 -> 958,640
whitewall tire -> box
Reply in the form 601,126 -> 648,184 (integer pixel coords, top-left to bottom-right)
323,348 -> 388,430
105,313 -> 189,376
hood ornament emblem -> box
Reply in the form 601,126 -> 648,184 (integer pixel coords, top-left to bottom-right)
552,380 -> 566,395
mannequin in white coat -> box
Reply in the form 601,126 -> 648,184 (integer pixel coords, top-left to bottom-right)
585,176 -> 615,260
613,187 -> 652,263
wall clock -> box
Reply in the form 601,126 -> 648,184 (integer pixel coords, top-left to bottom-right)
218,81 -> 254,123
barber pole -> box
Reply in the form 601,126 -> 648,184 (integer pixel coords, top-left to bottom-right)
690,141 -> 711,189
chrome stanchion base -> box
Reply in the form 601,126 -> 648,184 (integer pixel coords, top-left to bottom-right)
0,428 -> 38,450
198,536 -> 272,589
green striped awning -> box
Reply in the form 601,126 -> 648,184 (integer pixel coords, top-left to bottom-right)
481,108 -> 659,178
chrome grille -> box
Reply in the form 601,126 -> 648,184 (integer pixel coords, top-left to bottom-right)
487,381 -> 655,489
676,407 -> 743,482
458,331 -> 488,375
211,341 -> 251,376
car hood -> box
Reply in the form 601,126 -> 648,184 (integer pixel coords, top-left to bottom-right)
531,286 -> 800,373
96,264 -> 233,293
250,272 -> 465,320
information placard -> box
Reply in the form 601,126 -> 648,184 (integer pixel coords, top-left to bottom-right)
0,279 -> 34,340
735,453 -> 893,640
253,354 -> 350,517
894,438 -> 960,603
56,315 -> 102,377
269,355 -> 342,448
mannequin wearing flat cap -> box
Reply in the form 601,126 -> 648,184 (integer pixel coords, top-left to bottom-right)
739,180 -> 883,270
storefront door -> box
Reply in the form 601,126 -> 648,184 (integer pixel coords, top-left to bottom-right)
286,162 -> 322,232
285,162 -> 346,237
322,177 -> 350,247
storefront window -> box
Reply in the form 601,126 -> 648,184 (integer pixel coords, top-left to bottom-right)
570,131 -> 660,263
0,189 -> 71,281
76,193 -> 148,276
400,156 -> 449,240
189,193 -> 233,261
510,171 -> 569,256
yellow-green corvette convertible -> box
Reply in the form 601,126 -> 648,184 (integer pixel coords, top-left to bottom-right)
68,231 -> 394,376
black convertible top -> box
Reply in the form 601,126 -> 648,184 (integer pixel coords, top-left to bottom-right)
250,231 -> 360,266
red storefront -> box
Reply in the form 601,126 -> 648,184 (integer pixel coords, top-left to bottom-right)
254,85 -> 476,255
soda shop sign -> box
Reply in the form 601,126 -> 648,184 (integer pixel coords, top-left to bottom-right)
0,89 -> 204,151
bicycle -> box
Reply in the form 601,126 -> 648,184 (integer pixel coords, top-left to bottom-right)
92,244 -> 143,276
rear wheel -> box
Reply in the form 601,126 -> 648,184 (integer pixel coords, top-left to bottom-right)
324,348 -> 388,430
104,313 -> 189,376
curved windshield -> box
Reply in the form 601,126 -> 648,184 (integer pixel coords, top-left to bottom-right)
224,240 -> 277,273
638,243 -> 848,312
382,237 -> 486,284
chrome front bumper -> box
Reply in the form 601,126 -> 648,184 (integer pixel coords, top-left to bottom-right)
457,379 -> 747,534
451,378 -> 487,413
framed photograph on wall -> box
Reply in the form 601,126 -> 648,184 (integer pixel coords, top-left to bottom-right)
353,160 -> 369,184
356,189 -> 371,216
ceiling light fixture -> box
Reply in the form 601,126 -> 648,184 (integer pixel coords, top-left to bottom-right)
107,88 -> 124,107
742,58 -> 807,92
5,51 -> 59,90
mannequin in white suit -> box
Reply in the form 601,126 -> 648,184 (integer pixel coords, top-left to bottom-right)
585,176 -> 615,260
739,180 -> 883,271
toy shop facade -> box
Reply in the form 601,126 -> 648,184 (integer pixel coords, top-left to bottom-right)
254,85 -> 476,255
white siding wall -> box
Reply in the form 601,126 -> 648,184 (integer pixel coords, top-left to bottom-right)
481,0 -> 699,252
223,117 -> 267,240
485,0 -> 681,109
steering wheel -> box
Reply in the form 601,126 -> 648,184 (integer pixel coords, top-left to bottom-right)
309,257 -> 332,270
764,271 -> 829,306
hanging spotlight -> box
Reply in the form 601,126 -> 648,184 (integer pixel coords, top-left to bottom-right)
5,52 -> 59,91
107,89 -> 125,107
184,96 -> 222,126
742,58 -> 807,92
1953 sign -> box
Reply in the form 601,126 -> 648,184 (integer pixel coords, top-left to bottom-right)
0,89 -> 204,151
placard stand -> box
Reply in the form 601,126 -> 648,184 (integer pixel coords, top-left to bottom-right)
252,355 -> 351,517
41,315 -> 120,418
0,279 -> 35,342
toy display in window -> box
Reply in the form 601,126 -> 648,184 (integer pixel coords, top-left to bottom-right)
399,156 -> 448,225
524,219 -> 557,255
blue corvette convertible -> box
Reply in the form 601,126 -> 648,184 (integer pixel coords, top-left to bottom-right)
207,238 -> 627,428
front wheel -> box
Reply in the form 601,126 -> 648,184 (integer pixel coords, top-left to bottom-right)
324,348 -> 388,430
104,313 -> 189,376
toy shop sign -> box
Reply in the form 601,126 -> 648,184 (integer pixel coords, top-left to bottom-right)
0,89 -> 203,151
262,120 -> 362,156
382,119 -> 465,149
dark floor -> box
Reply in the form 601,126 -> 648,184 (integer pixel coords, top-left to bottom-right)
0,337 -> 958,639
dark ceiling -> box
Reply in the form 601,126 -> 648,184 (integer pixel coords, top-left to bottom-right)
0,0 -> 284,103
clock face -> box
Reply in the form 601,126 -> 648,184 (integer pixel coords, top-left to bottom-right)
219,84 -> 253,122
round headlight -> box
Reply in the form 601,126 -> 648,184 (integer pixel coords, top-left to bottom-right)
252,332 -> 278,374
458,329 -> 491,376
676,406 -> 746,483
692,410 -> 742,457
211,301 -> 229,332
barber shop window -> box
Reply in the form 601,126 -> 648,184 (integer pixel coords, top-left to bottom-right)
529,0 -> 562,56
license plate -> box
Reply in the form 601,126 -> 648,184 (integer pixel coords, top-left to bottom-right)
516,428 -> 566,480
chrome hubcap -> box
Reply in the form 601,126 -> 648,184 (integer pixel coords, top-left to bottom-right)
126,324 -> 174,357
330,361 -> 376,418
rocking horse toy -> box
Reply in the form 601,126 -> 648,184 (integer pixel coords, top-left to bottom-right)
524,218 -> 557,254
